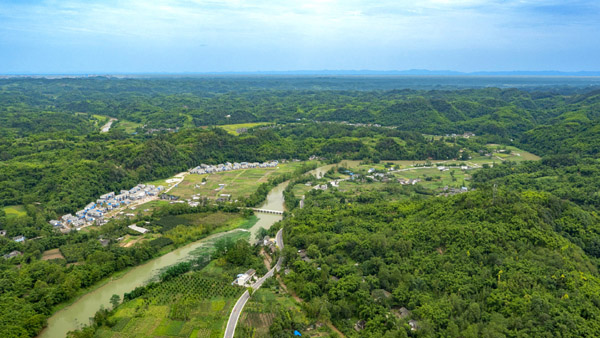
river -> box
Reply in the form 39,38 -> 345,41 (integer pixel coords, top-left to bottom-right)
39,164 -> 332,338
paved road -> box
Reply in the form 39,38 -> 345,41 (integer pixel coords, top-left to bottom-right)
276,228 -> 284,250
223,228 -> 285,338
223,290 -> 250,338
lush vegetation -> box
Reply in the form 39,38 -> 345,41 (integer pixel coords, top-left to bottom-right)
0,203 -> 249,337
280,187 -> 600,337
70,271 -> 245,338
2,77 -> 600,337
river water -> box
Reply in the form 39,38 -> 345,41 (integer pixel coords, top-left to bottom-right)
39,164 -> 331,338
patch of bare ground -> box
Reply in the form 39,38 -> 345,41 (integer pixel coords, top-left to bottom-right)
41,248 -> 65,261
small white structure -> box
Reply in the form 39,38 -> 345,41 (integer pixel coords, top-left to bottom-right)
128,224 -> 149,234
13,235 -> 26,243
234,269 -> 256,286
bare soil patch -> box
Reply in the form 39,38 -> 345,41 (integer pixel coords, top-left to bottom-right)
42,248 -> 65,261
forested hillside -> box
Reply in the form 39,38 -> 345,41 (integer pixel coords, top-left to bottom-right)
1,78 -> 599,137
281,187 -> 600,337
0,124 -> 461,216
2,77 -> 600,337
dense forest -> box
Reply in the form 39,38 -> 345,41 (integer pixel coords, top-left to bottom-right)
281,187 -> 600,337
1,78 -> 599,137
2,77 -> 600,337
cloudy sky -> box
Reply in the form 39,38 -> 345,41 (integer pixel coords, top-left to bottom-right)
0,0 -> 599,73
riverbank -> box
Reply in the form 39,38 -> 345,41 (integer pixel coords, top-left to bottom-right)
39,163 -> 332,338
38,212 -> 256,338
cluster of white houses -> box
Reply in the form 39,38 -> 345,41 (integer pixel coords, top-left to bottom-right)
49,184 -> 164,230
189,161 -> 278,174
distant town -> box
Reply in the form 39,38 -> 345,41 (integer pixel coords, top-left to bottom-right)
189,160 -> 279,174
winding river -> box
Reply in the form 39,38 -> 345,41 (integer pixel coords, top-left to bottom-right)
39,164 -> 332,338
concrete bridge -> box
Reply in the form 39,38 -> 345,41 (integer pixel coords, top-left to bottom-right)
250,208 -> 284,215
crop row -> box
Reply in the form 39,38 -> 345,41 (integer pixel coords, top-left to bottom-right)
145,274 -> 243,304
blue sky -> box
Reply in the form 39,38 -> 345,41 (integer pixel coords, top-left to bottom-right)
0,0 -> 599,73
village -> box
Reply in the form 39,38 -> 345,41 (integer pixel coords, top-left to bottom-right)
45,160 -> 281,233
48,184 -> 165,231
189,160 -> 279,174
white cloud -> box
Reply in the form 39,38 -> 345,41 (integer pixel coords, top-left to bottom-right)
0,0 -> 598,72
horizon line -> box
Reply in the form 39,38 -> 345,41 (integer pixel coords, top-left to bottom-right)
2,69 -> 600,77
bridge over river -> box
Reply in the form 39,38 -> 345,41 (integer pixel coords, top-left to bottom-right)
250,208 -> 284,215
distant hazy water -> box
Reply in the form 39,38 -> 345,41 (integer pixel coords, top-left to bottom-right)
120,75 -> 600,91
3,75 -> 599,92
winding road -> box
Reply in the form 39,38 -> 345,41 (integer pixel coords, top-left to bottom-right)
223,228 -> 284,338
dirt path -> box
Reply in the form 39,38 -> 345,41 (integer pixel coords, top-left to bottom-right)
100,118 -> 117,133
260,248 -> 272,270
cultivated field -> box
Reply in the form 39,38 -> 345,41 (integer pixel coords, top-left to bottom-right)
3,205 -> 26,218
218,122 -> 273,135
170,161 -> 317,201
95,273 -> 244,338
41,248 -> 65,261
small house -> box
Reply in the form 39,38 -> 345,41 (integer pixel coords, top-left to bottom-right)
354,320 -> 366,332
49,220 -> 62,227
13,235 -> 26,243
3,251 -> 22,259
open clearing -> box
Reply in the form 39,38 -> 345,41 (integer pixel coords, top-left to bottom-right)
41,249 -> 65,261
113,119 -> 142,134
218,122 -> 272,135
3,205 -> 26,218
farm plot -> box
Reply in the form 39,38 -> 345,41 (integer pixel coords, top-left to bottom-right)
99,273 -> 244,337
3,205 -> 26,218
151,212 -> 243,234
170,161 -> 319,201
218,122 -> 273,135
41,248 -> 65,261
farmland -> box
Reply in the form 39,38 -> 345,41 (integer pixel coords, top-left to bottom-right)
94,273 -> 244,338
112,119 -> 143,134
218,122 -> 273,135
234,281 -> 337,338
283,144 -> 541,203
2,205 -> 26,218
41,248 -> 65,261
169,161 -> 319,201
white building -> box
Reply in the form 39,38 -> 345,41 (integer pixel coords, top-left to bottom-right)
128,224 -> 149,234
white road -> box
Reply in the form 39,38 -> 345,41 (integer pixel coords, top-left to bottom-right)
223,228 -> 284,338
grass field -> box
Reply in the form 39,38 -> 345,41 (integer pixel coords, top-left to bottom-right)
487,145 -> 541,161
3,205 -> 26,218
152,212 -> 243,233
113,119 -> 143,134
92,114 -> 110,126
135,200 -> 171,214
218,122 -> 273,135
